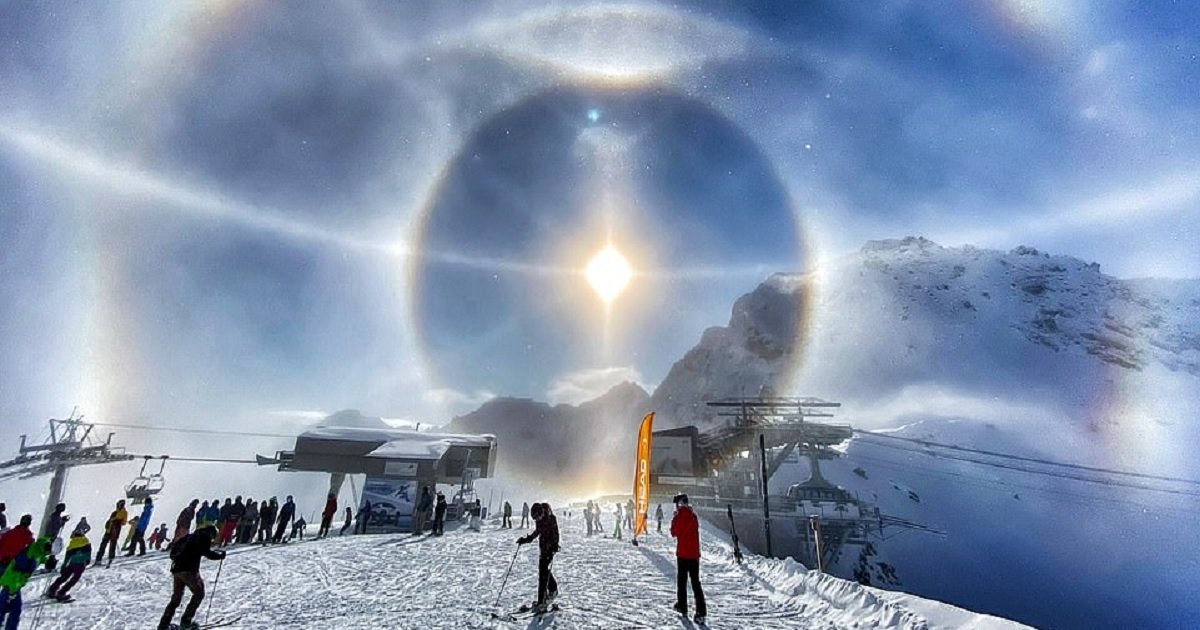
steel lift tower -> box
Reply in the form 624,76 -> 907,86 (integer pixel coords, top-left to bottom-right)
0,409 -> 134,534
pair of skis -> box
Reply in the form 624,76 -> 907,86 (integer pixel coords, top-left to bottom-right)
168,616 -> 242,630
492,603 -> 561,622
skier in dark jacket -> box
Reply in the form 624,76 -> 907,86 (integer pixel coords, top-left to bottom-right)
656,504 -> 664,533
272,496 -> 295,543
413,487 -> 432,535
258,497 -> 277,544
670,493 -> 706,624
520,502 -> 530,528
42,503 -> 69,570
502,501 -> 512,529
355,502 -> 372,535
157,525 -> 226,630
432,492 -> 447,536
318,494 -> 337,539
174,499 -> 198,548
517,502 -> 560,613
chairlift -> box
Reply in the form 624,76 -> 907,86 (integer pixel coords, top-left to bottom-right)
125,455 -> 168,505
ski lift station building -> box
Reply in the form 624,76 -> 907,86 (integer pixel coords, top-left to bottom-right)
266,426 -> 498,488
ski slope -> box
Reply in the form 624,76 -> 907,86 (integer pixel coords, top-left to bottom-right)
26,515 -> 1027,629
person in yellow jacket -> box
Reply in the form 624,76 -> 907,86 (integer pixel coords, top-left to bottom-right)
94,499 -> 128,567
46,521 -> 91,602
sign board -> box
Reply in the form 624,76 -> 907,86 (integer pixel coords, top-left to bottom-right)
383,461 -> 418,477
657,476 -> 698,485
650,436 -> 694,476
361,477 -> 416,530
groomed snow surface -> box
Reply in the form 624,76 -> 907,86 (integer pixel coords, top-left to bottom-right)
26,514 -> 1027,629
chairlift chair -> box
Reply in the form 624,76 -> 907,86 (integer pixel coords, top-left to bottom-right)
125,455 -> 168,505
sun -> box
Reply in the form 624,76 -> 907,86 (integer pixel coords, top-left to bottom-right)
585,245 -> 632,304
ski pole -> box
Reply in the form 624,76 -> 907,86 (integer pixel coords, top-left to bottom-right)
205,556 -> 225,624
490,545 -> 521,616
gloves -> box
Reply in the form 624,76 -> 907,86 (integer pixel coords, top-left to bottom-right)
517,537 -> 528,546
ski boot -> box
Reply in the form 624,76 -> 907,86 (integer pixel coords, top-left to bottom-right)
694,614 -> 707,625
672,602 -> 687,616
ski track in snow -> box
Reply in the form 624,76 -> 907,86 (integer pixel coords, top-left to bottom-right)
27,517 -> 1027,629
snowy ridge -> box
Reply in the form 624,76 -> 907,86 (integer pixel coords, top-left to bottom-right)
30,511 -> 1026,629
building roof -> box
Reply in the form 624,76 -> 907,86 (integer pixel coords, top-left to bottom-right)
299,426 -> 496,461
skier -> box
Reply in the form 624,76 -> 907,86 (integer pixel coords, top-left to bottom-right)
194,501 -> 209,530
153,523 -> 170,550
0,515 -> 34,567
203,499 -> 220,531
42,502 -> 69,570
516,502 -> 560,614
157,525 -> 226,630
670,493 -> 706,624
355,501 -> 372,535
94,500 -> 128,567
413,486 -> 432,536
592,502 -> 603,532
259,497 -> 277,544
432,492 -> 447,536
520,502 -> 530,528
272,496 -> 295,544
502,501 -> 512,529
126,497 -> 154,556
122,516 -> 140,552
0,536 -> 49,628
318,494 -> 337,539
46,520 -> 92,602
240,499 -> 259,544
289,517 -> 306,542
339,506 -> 353,536
216,498 -> 234,546
612,504 -> 622,540
626,499 -> 634,530
222,496 -> 244,547
174,499 -> 199,547
656,504 -> 664,533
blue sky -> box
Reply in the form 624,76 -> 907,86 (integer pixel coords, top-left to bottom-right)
0,0 -> 1197,435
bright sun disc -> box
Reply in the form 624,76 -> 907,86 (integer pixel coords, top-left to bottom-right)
586,245 -> 632,304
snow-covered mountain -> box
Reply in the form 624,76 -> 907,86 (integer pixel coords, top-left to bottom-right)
35,508 -> 1030,629
455,237 -> 1200,628
446,381 -> 650,491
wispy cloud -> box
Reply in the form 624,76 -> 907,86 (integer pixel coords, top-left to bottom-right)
547,366 -> 645,405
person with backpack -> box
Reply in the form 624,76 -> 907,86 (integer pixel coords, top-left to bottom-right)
0,515 -> 34,568
126,497 -> 154,556
157,525 -> 226,630
0,536 -> 49,627
46,521 -> 92,602
516,502 -> 560,613
94,500 -> 127,567
670,493 -> 706,624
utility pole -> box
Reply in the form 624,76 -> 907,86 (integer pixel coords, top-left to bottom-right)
810,515 -> 825,573
759,433 -> 773,557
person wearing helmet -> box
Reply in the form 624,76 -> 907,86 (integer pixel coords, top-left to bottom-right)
157,525 -> 226,630
516,502 -> 561,614
670,493 -> 706,625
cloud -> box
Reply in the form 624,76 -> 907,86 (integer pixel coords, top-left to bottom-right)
265,409 -> 331,422
546,366 -> 645,405
422,387 -> 496,413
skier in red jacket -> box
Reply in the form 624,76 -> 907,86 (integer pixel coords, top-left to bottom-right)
670,494 -> 706,624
